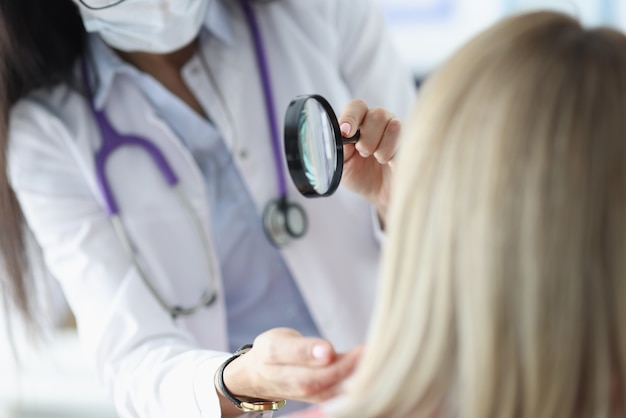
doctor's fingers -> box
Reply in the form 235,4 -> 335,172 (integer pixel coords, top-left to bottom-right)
339,102 -> 401,162
253,327 -> 336,367
258,346 -> 363,403
356,108 -> 401,164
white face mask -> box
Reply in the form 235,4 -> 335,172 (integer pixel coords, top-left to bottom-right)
77,0 -> 209,53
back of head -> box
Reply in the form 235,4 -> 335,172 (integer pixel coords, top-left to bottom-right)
338,11 -> 626,418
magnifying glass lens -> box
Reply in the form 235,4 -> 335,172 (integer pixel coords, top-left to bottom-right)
300,99 -> 337,195
285,94 -> 344,197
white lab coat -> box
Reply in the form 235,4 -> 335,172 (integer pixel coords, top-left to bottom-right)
7,0 -> 415,416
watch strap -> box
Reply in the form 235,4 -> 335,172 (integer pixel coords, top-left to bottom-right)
216,344 -> 287,412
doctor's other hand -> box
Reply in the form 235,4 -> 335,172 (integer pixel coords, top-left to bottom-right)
338,99 -> 402,223
218,328 -> 363,414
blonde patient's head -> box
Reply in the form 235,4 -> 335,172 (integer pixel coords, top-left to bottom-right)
339,11 -> 626,418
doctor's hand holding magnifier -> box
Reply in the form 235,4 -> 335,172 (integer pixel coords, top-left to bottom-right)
285,95 -> 401,222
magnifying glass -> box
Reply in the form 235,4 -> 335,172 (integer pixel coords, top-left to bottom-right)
284,94 -> 360,197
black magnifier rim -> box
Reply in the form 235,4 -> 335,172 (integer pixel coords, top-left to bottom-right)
284,94 -> 343,198
78,0 -> 126,10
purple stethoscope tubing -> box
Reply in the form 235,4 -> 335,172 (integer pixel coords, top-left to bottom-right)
92,95 -> 178,216
81,58 -> 179,217
241,0 -> 308,246
81,60 -> 217,317
241,0 -> 286,198
82,1 -> 305,317
83,5 -> 287,217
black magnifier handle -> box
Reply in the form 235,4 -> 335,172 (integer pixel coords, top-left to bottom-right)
342,130 -> 360,144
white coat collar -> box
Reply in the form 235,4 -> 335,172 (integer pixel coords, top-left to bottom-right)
86,0 -> 233,110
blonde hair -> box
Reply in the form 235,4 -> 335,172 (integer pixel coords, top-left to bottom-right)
338,11 -> 626,418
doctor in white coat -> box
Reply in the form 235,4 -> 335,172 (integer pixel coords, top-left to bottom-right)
0,0 -> 415,416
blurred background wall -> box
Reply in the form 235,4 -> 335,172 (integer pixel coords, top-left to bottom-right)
382,0 -> 626,79
0,1 -> 623,417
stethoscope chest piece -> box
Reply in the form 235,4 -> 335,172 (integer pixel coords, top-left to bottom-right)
263,198 -> 308,247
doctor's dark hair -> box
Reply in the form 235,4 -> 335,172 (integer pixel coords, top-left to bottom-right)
0,0 -> 86,327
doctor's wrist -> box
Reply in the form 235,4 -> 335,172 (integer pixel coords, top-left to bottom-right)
215,344 -> 286,413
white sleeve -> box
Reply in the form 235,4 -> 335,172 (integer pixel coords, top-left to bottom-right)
7,93 -> 232,418
335,0 -> 417,121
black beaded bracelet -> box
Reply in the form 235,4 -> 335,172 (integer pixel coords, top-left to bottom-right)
216,344 -> 287,412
